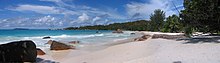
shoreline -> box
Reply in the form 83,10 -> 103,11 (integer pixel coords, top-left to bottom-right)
37,31 -> 144,62
36,31 -> 160,62
33,31 -> 220,63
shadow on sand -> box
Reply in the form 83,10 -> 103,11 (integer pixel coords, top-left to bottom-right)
176,36 -> 220,44
36,58 -> 59,63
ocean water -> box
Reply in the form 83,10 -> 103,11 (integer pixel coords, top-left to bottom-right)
0,29 -> 141,48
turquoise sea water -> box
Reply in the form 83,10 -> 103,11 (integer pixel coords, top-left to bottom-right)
0,29 -> 140,48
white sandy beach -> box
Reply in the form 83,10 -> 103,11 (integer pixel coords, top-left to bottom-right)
38,32 -> 220,63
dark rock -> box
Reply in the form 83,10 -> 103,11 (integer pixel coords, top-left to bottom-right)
96,31 -> 101,34
43,36 -> 51,39
112,29 -> 123,33
173,61 -> 182,63
69,41 -> 80,44
36,58 -> 59,63
130,33 -> 135,35
0,40 -> 37,62
134,35 -> 151,41
152,34 -> 186,39
37,48 -> 46,55
141,35 -> 151,39
50,41 -> 74,50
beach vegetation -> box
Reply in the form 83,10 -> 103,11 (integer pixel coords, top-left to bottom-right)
149,9 -> 166,32
162,15 -> 183,33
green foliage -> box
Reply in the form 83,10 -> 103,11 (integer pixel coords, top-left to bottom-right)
181,0 -> 220,34
64,20 -> 150,31
149,9 -> 165,32
184,25 -> 193,37
162,15 -> 183,33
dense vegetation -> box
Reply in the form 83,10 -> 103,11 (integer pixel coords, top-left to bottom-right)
181,0 -> 220,35
149,0 -> 220,36
149,9 -> 183,33
163,15 -> 183,33
64,20 -> 150,31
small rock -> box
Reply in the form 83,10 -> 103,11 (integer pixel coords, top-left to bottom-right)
130,33 -> 135,35
43,36 -> 51,39
37,48 -> 46,55
173,61 -> 182,63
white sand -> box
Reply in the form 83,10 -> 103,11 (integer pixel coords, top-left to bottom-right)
38,32 -> 220,63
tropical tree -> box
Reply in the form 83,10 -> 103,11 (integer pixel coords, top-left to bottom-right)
163,15 -> 183,33
150,9 -> 165,32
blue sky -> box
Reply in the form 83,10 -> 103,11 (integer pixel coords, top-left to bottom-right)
0,0 -> 184,29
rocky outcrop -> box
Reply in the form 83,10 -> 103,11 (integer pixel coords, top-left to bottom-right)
152,34 -> 186,39
42,36 -> 51,39
50,41 -> 74,50
0,40 -> 37,62
134,35 -> 151,41
112,29 -> 123,33
37,48 -> 46,55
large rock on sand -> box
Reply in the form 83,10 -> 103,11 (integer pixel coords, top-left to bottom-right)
50,41 -> 74,50
152,34 -> 186,39
37,48 -> 46,55
0,40 -> 37,62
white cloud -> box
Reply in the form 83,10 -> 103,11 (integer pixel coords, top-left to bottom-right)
92,16 -> 101,21
6,0 -> 127,28
35,15 -> 55,23
40,0 -> 60,2
9,4 -> 79,15
0,15 -> 70,28
40,0 -> 76,8
126,0 -> 183,19
40,0 -> 126,20
78,13 -> 90,21
12,4 -> 60,14
2,0 -> 184,28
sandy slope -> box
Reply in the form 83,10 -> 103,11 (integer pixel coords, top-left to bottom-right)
125,39 -> 220,63
61,38 -> 154,63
